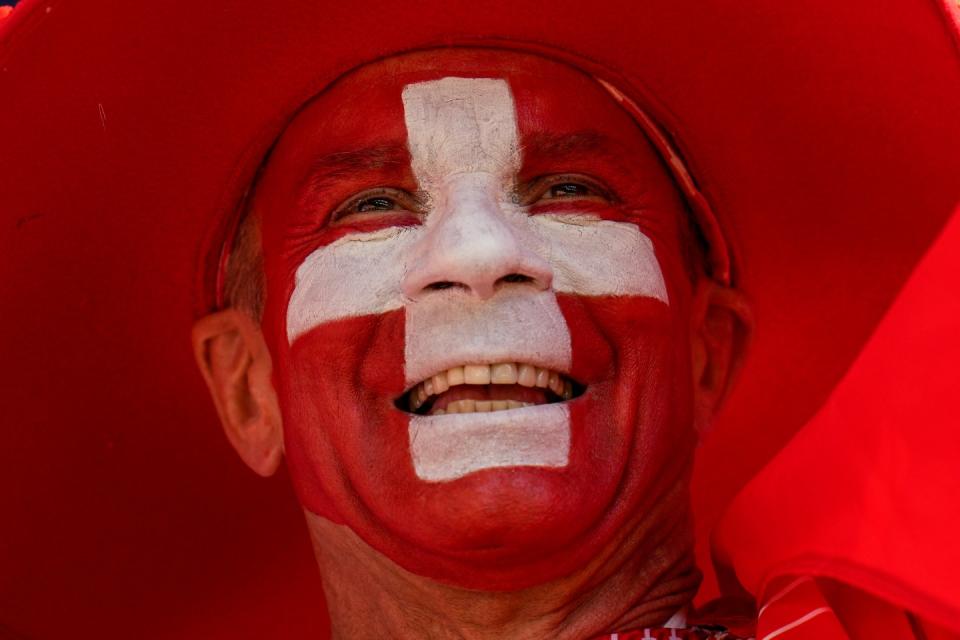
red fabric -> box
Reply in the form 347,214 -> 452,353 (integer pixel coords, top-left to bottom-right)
601,577 -> 960,639
716,206 -> 960,632
755,578 -> 848,640
595,629 -> 743,639
753,576 -> 960,639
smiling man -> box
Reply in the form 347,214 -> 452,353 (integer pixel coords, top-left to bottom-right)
4,0 -> 960,637
192,49 -> 748,637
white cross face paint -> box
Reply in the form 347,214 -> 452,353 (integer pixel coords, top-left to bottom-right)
409,404 -> 571,482
285,76 -> 669,482
402,77 -> 521,190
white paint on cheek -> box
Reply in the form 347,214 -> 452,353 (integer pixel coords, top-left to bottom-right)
286,226 -> 420,343
530,213 -> 669,304
409,404 -> 570,482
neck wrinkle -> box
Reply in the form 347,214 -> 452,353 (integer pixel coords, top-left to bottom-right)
306,472 -> 699,640
564,477 -> 701,637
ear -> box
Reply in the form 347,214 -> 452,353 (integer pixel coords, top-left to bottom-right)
689,279 -> 753,433
191,309 -> 283,476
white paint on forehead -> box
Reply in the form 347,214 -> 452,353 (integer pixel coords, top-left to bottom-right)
401,77 -> 520,187
408,404 -> 570,482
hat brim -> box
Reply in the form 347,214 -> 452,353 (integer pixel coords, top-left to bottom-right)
2,0 -> 959,635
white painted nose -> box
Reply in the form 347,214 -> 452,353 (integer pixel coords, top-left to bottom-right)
402,173 -> 553,301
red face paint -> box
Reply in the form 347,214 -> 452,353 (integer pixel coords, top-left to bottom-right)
253,49 -> 699,589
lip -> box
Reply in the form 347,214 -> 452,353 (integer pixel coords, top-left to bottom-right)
404,348 -> 571,388
402,357 -> 573,396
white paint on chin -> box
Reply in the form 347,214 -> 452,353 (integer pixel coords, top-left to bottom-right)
408,404 -> 570,482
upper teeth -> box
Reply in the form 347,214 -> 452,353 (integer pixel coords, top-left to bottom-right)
408,362 -> 574,412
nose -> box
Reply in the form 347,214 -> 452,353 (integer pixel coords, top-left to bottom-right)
402,174 -> 553,300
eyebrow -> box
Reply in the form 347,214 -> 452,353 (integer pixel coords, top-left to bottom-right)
298,144 -> 411,204
519,130 -> 630,169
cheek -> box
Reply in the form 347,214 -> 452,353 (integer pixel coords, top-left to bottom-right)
609,301 -> 696,507
275,309 -> 409,520
260,229 -> 416,519
564,290 -> 694,464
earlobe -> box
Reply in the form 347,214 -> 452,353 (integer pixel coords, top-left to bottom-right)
192,309 -> 284,477
689,280 -> 753,432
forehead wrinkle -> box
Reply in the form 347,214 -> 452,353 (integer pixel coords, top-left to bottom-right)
520,130 -> 634,175
402,77 -> 520,188
296,144 -> 411,207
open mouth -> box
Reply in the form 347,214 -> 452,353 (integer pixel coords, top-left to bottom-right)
399,363 -> 584,416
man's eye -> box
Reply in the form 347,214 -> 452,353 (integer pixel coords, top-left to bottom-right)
331,188 -> 422,224
522,174 -> 612,207
546,182 -> 594,199
356,196 -> 398,212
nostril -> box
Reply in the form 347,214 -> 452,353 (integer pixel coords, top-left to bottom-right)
413,272 -> 545,298
497,273 -> 535,285
426,281 -> 459,291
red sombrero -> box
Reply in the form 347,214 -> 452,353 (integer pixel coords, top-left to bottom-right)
1,0 -> 958,637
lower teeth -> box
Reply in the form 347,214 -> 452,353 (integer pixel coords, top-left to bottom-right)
435,399 -> 535,415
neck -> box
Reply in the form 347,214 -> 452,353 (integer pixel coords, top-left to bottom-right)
304,481 -> 700,640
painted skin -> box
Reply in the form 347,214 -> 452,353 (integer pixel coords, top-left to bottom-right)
253,49 -> 704,592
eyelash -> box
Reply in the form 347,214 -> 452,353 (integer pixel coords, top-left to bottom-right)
520,174 -> 614,206
331,188 -> 424,223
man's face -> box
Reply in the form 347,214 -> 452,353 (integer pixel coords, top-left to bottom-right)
253,50 -> 699,589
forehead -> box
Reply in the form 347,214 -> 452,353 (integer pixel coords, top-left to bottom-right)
271,49 -> 660,172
